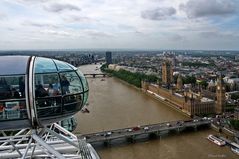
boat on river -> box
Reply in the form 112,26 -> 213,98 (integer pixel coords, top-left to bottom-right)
231,146 -> 239,155
207,134 -> 226,146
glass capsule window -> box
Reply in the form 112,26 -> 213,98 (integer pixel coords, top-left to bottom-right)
54,59 -> 73,71
0,75 -> 27,121
77,70 -> 89,91
33,57 -> 87,118
59,71 -> 83,94
34,73 -> 62,117
34,57 -> 57,73
77,70 -> 89,105
59,71 -> 84,113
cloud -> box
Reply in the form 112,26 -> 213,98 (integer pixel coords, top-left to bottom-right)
199,31 -> 239,39
40,29 -> 71,37
141,7 -> 176,20
169,34 -> 183,41
180,0 -> 237,18
17,0 -> 48,2
44,3 -> 81,13
83,30 -> 114,38
0,12 -> 7,20
23,21 -> 58,28
15,0 -> 48,4
117,24 -> 136,31
1,0 -> 239,50
39,28 -> 113,39
63,15 -> 93,23
7,28 -> 15,31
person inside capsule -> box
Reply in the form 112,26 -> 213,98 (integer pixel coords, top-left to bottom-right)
61,74 -> 70,95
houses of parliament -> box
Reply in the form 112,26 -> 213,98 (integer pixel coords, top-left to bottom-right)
142,60 -> 226,116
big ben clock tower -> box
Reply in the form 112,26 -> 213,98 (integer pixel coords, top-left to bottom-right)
216,74 -> 225,114
162,60 -> 173,86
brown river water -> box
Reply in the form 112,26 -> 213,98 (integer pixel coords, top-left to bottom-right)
74,64 -> 237,159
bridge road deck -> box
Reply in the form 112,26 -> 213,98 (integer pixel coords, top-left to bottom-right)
78,119 -> 212,144
84,73 -> 108,78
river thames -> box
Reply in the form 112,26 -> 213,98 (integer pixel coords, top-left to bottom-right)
75,64 -> 237,159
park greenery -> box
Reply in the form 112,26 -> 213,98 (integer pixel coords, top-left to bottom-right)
101,64 -> 159,88
174,74 -> 196,85
182,76 -> 196,85
101,64 -> 207,89
197,80 -> 208,89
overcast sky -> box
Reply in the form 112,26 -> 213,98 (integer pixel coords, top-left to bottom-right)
0,0 -> 239,50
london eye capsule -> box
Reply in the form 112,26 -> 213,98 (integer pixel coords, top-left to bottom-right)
0,56 -> 89,130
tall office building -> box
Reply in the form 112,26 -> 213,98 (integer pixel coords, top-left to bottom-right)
106,51 -> 112,65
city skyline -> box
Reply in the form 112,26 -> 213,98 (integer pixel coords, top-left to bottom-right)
0,0 -> 239,50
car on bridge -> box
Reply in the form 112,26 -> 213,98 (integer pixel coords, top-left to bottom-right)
104,132 -> 112,137
177,121 -> 184,126
95,133 -> 101,136
133,126 -> 141,131
166,123 -> 171,127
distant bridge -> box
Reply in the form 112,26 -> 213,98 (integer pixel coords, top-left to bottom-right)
84,73 -> 108,78
78,118 -> 212,145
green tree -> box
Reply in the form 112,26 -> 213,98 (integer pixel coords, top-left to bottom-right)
101,66 -> 159,88
183,76 -> 196,85
198,80 -> 208,89
230,119 -> 239,130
